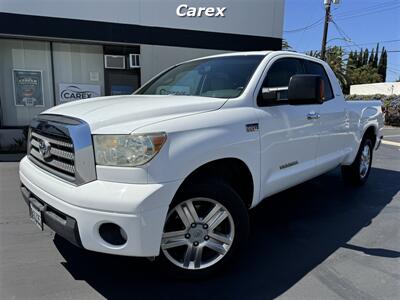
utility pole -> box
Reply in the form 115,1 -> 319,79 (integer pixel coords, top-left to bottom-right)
321,0 -> 341,60
321,0 -> 332,61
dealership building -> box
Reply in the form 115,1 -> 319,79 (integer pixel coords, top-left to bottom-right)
0,0 -> 284,154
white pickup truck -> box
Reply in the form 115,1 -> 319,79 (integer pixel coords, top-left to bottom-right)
20,51 -> 383,276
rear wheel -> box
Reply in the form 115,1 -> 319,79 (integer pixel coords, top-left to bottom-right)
159,181 -> 249,277
341,138 -> 373,185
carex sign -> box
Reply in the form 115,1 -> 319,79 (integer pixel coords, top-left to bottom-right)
59,83 -> 101,103
176,4 -> 227,17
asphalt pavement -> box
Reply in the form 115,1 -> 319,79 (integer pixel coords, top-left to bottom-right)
0,128 -> 399,300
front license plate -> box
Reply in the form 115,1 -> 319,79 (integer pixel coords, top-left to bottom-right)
30,203 -> 43,231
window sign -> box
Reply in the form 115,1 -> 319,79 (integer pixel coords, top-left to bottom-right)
111,85 -> 135,95
59,83 -> 101,103
156,85 -> 191,95
12,69 -> 44,107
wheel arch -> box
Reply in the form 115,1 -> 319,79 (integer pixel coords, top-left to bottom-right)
174,158 -> 255,209
362,125 -> 378,148
342,124 -> 378,166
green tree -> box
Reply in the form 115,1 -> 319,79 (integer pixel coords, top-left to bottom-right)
378,47 -> 387,82
307,46 -> 348,89
362,49 -> 369,66
373,43 -> 379,68
352,50 -> 357,67
347,65 -> 382,85
357,49 -> 364,67
282,39 -> 292,50
346,51 -> 355,74
368,48 -> 375,66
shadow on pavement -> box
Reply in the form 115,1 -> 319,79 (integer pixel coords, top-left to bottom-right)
54,167 -> 400,300
342,243 -> 400,258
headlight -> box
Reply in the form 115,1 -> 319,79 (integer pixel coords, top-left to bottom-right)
93,133 -> 167,167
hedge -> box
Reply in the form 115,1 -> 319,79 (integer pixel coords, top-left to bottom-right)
345,94 -> 400,126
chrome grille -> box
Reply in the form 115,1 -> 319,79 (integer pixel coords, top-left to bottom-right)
28,115 -> 96,185
29,130 -> 76,178
31,131 -> 74,150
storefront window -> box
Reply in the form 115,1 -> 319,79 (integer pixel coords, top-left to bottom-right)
52,43 -> 104,105
0,38 -> 140,156
0,39 -> 54,127
0,39 -> 54,155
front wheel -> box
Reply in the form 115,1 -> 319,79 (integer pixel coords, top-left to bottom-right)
341,138 -> 373,185
159,181 -> 249,277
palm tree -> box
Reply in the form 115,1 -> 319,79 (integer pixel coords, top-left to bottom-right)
282,39 -> 292,50
306,46 -> 348,90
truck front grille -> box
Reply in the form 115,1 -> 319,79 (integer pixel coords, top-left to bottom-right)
28,115 -> 96,185
29,131 -> 76,178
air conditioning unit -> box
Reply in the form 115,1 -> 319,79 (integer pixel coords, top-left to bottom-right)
129,54 -> 140,68
104,55 -> 126,69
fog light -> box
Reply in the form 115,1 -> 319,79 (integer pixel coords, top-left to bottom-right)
99,223 -> 127,246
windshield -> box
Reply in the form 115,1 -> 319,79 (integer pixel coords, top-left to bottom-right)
136,55 -> 264,99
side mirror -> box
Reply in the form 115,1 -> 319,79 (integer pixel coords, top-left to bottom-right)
258,87 -> 288,106
288,75 -> 324,105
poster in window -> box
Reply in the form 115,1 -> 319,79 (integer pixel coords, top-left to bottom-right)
12,69 -> 44,107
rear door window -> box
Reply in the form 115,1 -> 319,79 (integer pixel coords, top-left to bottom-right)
304,60 -> 334,101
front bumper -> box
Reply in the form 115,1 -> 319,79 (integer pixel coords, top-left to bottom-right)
21,185 -> 83,248
19,156 -> 181,257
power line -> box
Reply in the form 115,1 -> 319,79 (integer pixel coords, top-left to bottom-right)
284,17 -> 324,33
329,20 -> 400,53
284,1 -> 400,35
336,0 -> 398,17
335,3 -> 400,21
333,0 -> 399,18
331,20 -> 362,50
341,39 -> 400,48
387,68 -> 400,75
338,0 -> 398,14
388,66 -> 400,72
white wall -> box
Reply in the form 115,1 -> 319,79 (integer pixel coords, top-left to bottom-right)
140,45 -> 227,84
0,0 -> 284,38
350,82 -> 400,95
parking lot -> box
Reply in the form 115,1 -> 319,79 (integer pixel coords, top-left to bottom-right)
0,128 -> 399,300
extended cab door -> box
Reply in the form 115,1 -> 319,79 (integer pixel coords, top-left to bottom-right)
256,57 -> 321,199
303,60 -> 348,172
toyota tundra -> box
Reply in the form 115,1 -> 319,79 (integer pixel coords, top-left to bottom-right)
19,51 -> 384,276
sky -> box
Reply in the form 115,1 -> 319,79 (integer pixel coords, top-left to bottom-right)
283,0 -> 400,82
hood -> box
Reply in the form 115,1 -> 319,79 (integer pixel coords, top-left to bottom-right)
44,95 -> 227,134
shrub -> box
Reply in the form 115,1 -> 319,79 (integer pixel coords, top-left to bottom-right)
345,94 -> 400,126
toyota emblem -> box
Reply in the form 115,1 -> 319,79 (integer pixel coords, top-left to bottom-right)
38,139 -> 52,159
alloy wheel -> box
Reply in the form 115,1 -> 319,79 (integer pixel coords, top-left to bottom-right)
161,198 -> 235,270
359,144 -> 371,178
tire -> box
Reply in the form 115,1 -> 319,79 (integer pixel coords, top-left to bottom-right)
159,179 -> 250,278
341,137 -> 373,186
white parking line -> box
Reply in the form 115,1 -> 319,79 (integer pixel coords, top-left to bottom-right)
384,134 -> 400,138
382,140 -> 400,147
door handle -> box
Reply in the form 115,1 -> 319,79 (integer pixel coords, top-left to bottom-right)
306,112 -> 320,120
